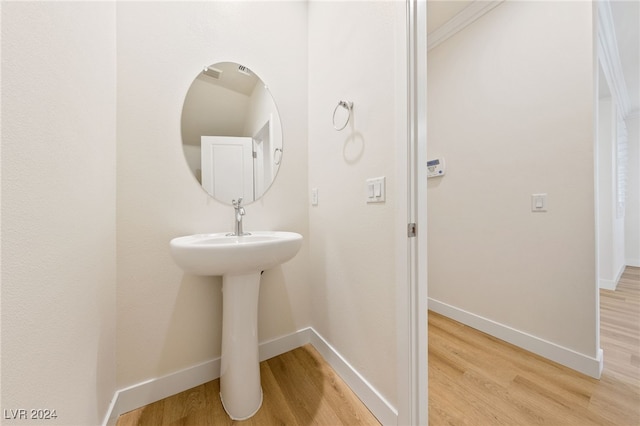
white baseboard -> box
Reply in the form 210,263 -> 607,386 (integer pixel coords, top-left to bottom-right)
428,298 -> 603,379
103,358 -> 222,426
103,328 -> 396,426
626,258 -> 640,268
599,263 -> 627,290
599,278 -> 618,290
309,331 -> 398,425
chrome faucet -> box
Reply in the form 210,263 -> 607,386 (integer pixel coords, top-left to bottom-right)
229,198 -> 250,236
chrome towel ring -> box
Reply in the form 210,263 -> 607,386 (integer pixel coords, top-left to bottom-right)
333,100 -> 353,131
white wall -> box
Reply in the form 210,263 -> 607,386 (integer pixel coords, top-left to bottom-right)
116,1 -> 309,389
427,0 -> 600,373
625,116 -> 640,266
1,3 -> 117,424
308,1 -> 405,408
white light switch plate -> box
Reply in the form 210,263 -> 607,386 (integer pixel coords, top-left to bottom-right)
531,193 -> 547,212
366,177 -> 385,203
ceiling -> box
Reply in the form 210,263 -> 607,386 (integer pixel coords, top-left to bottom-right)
200,62 -> 259,97
427,0 -> 640,116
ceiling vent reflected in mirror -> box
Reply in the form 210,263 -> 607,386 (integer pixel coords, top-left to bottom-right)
237,65 -> 251,76
201,62 -> 258,96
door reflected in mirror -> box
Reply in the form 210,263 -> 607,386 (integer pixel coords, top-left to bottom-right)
181,62 -> 283,205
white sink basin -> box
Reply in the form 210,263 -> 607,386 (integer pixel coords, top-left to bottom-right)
170,231 -> 303,276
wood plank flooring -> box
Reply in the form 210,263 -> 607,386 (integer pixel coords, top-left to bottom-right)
116,344 -> 380,425
118,266 -> 639,425
429,266 -> 640,425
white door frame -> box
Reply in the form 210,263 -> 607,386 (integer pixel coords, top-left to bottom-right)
397,0 -> 428,424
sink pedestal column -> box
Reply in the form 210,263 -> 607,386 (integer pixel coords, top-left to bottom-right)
219,272 -> 263,420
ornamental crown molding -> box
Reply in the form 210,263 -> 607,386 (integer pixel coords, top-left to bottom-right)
427,1 -> 504,52
598,0 -> 633,119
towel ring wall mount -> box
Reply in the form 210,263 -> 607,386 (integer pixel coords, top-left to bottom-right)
333,100 -> 353,131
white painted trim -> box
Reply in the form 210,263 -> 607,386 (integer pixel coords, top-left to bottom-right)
598,0 -> 632,119
402,0 -> 429,425
599,262 -> 626,290
258,327 -> 312,361
102,327 -> 396,426
599,277 -> 619,290
427,0 -> 504,51
626,258 -> 640,268
309,330 -> 399,426
103,358 -> 222,426
396,1 -> 412,424
428,299 -> 604,379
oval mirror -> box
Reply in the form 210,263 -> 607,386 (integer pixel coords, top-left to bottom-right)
181,62 -> 283,205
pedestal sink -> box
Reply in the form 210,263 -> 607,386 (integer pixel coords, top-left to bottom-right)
169,231 -> 303,420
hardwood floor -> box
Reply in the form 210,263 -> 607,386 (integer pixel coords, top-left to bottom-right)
116,344 -> 380,425
118,266 -> 639,425
429,266 -> 640,425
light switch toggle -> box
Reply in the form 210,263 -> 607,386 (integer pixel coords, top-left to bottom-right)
366,177 -> 386,203
531,193 -> 547,212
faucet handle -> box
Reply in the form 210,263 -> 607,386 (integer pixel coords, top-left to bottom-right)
232,198 -> 244,208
